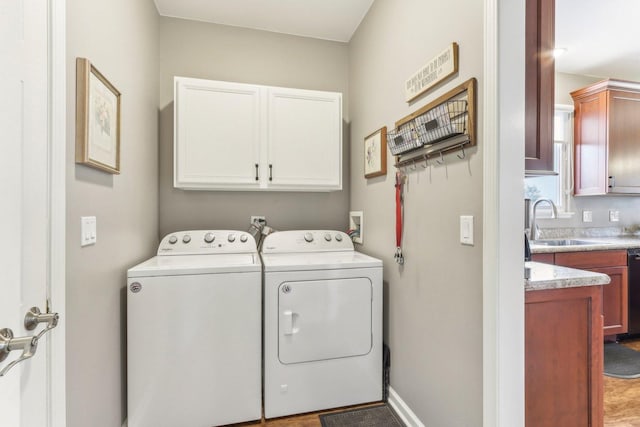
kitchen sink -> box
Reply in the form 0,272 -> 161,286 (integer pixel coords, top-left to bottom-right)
531,239 -> 602,246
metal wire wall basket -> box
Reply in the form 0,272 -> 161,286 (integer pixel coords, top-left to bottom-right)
387,122 -> 423,156
387,99 -> 468,156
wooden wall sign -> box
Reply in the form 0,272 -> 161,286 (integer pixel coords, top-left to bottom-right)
404,42 -> 459,103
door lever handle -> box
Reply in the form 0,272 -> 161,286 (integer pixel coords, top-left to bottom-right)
24,307 -> 59,340
0,328 -> 39,377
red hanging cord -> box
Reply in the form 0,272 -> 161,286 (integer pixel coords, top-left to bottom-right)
394,171 -> 404,264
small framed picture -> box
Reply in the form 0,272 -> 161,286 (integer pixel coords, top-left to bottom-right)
75,57 -> 121,174
364,126 -> 387,179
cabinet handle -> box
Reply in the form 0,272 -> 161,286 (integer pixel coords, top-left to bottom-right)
255,164 -> 259,181
609,176 -> 615,188
269,164 -> 273,182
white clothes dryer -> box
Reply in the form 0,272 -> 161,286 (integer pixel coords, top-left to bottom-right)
127,230 -> 261,427
261,230 -> 383,419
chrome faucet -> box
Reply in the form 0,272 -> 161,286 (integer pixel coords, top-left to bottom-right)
529,198 -> 558,241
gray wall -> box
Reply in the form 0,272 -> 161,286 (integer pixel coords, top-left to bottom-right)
536,72 -> 640,231
158,17 -> 351,236
66,1 -> 159,426
348,1 -> 483,425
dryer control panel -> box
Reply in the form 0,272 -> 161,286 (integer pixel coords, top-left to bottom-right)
157,230 -> 257,255
261,230 -> 353,253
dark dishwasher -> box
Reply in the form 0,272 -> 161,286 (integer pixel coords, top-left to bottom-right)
627,248 -> 640,335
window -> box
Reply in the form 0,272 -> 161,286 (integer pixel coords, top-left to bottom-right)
524,105 -> 574,217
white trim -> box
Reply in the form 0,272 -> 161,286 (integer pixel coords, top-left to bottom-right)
387,387 -> 424,427
483,0 -> 525,426
482,0 -> 499,423
48,0 -> 66,426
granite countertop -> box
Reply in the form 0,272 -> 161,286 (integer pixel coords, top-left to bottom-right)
530,236 -> 640,254
525,261 -> 611,291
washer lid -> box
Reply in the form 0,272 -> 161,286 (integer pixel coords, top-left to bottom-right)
261,251 -> 381,272
128,253 -> 261,277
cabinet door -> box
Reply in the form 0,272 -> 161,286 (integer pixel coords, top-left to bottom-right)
267,88 -> 342,191
591,266 -> 628,335
573,91 -> 608,195
174,78 -> 261,190
524,0 -> 555,174
607,90 -> 640,193
525,286 -> 603,427
554,250 -> 629,335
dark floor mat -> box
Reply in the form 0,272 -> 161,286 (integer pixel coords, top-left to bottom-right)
604,342 -> 640,379
319,404 -> 405,427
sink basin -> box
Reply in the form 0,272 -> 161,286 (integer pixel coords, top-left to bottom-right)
532,239 -> 601,247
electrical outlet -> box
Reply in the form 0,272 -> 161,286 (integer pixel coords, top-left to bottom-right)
582,211 -> 593,223
609,210 -> 620,222
250,215 -> 266,225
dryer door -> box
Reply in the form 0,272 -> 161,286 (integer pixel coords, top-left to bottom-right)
278,278 -> 372,364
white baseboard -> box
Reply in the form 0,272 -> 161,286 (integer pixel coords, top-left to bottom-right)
388,387 -> 425,427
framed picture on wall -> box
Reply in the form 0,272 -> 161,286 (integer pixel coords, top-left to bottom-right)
75,57 -> 121,174
364,126 -> 387,179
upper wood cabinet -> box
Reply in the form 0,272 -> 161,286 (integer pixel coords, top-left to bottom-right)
525,0 -> 556,175
572,79 -> 640,195
174,77 -> 342,191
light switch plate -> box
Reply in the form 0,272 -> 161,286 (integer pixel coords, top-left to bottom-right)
81,216 -> 96,247
460,215 -> 474,245
582,210 -> 593,223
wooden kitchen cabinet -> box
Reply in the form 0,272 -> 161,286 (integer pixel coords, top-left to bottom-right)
174,77 -> 342,191
554,250 -> 628,335
572,79 -> 640,195
525,0 -> 555,174
526,285 -> 603,427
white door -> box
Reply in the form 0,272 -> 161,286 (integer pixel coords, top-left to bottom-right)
174,78 -> 262,190
278,278 -> 372,364
0,1 -> 66,426
267,87 -> 342,191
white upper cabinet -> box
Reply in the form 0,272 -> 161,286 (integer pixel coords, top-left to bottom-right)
267,87 -> 342,191
174,77 -> 342,191
174,78 -> 262,190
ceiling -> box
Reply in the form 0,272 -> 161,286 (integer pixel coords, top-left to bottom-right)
153,0 -> 639,79
556,0 -> 640,80
153,0 -> 374,42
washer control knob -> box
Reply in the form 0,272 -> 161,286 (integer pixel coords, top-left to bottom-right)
240,235 -> 248,243
168,235 -> 178,244
228,233 -> 236,243
182,235 -> 191,244
204,232 -> 215,243
324,233 -> 332,242
304,233 -> 314,243
335,234 -> 343,242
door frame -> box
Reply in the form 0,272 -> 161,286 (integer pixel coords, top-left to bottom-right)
49,0 -> 66,426
483,0 -> 525,426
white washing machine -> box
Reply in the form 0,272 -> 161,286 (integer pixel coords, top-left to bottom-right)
261,230 -> 383,419
127,230 -> 262,427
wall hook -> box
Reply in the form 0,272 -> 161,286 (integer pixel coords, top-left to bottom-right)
436,151 -> 445,165
457,145 -> 466,160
